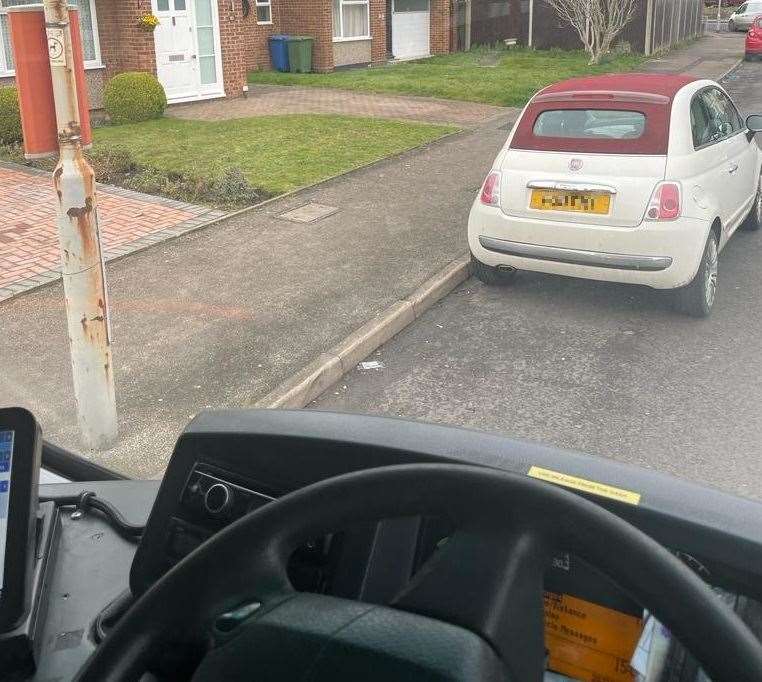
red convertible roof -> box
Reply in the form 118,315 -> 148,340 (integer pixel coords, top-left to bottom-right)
538,73 -> 700,101
509,73 -> 699,155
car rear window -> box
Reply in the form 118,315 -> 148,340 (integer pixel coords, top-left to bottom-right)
510,99 -> 670,155
533,110 -> 646,140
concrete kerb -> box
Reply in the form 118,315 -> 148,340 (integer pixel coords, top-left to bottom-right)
254,253 -> 471,409
719,58 -> 745,83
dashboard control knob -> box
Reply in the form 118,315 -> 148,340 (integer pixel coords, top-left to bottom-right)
204,482 -> 234,516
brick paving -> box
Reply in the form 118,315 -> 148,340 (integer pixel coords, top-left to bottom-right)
169,84 -> 513,127
0,163 -> 226,302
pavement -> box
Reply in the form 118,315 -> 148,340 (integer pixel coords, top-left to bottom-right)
169,84 -> 512,128
643,30 -> 745,79
0,162 -> 224,301
312,59 -> 762,503
0,34 -> 751,479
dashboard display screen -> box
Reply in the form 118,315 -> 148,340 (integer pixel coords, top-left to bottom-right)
0,430 -> 13,592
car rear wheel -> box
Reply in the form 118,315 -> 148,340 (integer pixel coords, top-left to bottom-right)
675,234 -> 718,318
741,174 -> 762,231
471,253 -> 517,286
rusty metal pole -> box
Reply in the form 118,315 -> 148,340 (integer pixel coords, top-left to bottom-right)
43,0 -> 117,449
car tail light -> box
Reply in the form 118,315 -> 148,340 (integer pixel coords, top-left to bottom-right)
645,182 -> 681,221
480,171 -> 501,206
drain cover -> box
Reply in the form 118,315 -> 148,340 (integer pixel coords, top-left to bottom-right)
279,203 -> 339,223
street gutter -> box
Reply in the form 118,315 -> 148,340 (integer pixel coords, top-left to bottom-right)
254,254 -> 471,409
718,58 -> 745,82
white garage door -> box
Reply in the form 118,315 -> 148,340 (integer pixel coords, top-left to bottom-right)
392,0 -> 430,60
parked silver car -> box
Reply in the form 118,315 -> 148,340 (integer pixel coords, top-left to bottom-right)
729,1 -> 762,31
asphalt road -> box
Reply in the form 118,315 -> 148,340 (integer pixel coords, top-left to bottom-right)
312,61 -> 762,502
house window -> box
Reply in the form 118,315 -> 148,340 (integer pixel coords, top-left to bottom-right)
0,0 -> 101,76
332,0 -> 369,40
255,0 -> 271,24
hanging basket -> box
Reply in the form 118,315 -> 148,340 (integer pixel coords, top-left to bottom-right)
137,13 -> 160,32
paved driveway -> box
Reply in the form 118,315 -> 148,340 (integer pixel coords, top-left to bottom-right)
169,84 -> 513,128
0,164 -> 224,301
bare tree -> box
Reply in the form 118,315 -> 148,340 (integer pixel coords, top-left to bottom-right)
544,0 -> 638,65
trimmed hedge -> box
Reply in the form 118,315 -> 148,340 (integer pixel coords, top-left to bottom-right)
0,86 -> 22,144
104,72 -> 167,125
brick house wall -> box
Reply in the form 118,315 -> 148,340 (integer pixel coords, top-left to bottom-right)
280,0 -> 334,71
429,0 -> 451,54
93,0 -> 118,78
4,0 -> 458,111
95,0 -> 156,76
244,0 -> 389,73
369,0 -> 387,63
243,2 -> 283,72
216,0 -> 247,97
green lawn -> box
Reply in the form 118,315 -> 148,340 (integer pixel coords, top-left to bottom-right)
248,48 -> 645,108
92,114 -> 456,195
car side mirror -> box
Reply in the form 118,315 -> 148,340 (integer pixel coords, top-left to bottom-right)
747,114 -> 762,133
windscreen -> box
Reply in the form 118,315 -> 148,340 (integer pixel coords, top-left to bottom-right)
0,430 -> 13,592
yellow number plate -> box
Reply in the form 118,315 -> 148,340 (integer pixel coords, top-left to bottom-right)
530,189 -> 611,215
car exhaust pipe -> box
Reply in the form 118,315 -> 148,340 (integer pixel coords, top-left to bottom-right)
497,265 -> 517,274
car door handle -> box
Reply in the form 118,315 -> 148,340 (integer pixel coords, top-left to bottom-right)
728,163 -> 739,174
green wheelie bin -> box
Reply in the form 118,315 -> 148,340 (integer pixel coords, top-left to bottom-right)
286,36 -> 314,73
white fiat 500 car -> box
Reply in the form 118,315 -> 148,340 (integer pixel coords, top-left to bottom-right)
468,73 -> 762,317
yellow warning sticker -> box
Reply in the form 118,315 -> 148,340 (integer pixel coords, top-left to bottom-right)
544,592 -> 642,682
528,466 -> 641,506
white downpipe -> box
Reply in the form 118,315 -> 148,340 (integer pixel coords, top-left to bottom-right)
644,0 -> 654,55
528,0 -> 534,48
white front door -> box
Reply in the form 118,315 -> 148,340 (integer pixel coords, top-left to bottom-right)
391,0 -> 430,60
152,0 -> 224,103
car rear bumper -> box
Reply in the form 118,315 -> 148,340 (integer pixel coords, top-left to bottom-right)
468,204 -> 711,289
478,236 -> 673,271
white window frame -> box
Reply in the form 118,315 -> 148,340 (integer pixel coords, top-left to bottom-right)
255,0 -> 272,25
0,0 -> 102,77
332,0 -> 370,42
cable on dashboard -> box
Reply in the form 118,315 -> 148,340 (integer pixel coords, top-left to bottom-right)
38,491 -> 145,542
